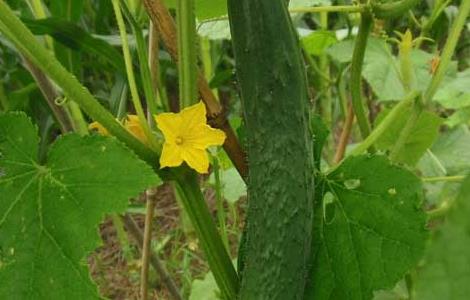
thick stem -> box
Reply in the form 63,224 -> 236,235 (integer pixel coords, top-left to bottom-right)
172,168 -> 239,300
350,11 -> 373,143
22,57 -> 74,133
176,0 -> 198,107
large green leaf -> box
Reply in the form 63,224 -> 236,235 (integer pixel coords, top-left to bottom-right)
327,38 -> 436,101
374,108 -> 443,166
415,176 -> 470,300
306,155 -> 427,300
0,113 -> 159,299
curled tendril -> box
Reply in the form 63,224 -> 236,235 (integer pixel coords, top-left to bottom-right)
54,96 -> 68,106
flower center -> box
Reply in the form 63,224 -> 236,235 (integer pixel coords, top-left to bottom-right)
175,136 -> 184,145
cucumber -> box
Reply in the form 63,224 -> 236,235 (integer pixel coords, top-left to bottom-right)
228,1 -> 315,299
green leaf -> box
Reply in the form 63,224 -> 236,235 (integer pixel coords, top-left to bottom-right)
428,125 -> 470,175
327,38 -> 437,101
189,271 -> 219,300
302,31 -> 337,56
209,167 -> 246,204
375,108 -> 443,166
433,69 -> 470,109
0,113 -> 159,299
307,155 -> 427,300
311,114 -> 329,170
415,176 -> 470,300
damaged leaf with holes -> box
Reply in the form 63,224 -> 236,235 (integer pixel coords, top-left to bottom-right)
0,112 -> 160,299
306,155 -> 428,300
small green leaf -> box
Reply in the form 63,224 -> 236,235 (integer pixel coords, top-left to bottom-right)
375,108 -> 443,166
302,31 -> 337,56
190,271 -> 219,300
434,69 -> 470,109
0,112 -> 159,299
415,176 -> 470,300
209,167 -> 246,204
306,155 -> 427,300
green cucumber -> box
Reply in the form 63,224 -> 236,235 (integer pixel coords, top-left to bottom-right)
228,1 -> 315,299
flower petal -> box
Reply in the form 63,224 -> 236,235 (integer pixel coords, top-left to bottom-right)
180,101 -> 207,132
185,124 -> 226,149
160,143 -> 184,168
124,115 -> 148,145
155,113 -> 182,143
89,122 -> 110,136
182,147 -> 210,174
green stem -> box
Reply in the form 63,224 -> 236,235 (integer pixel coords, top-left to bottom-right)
148,22 -> 165,112
173,168 -> 239,300
389,97 -> 422,162
290,5 -> 365,14
372,0 -> 420,19
427,201 -> 452,220
213,158 -> 229,251
424,0 -> 470,103
201,37 -> 218,99
319,12 -> 332,129
177,0 -> 198,108
0,0 -> 156,164
422,175 -> 465,183
28,0 -> 54,50
119,0 -> 158,119
67,102 -> 89,135
350,11 -> 373,143
350,90 -> 420,157
111,0 -> 158,149
416,0 -> 450,48
0,80 -> 9,111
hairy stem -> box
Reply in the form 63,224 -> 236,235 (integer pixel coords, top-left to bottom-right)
350,11 -> 373,143
22,57 -> 74,133
176,0 -> 198,107
173,168 -> 239,300
350,90 -> 420,157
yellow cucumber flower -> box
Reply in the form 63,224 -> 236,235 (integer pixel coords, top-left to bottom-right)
155,101 -> 226,174
89,115 -> 148,144
123,115 -> 149,145
89,121 -> 110,136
